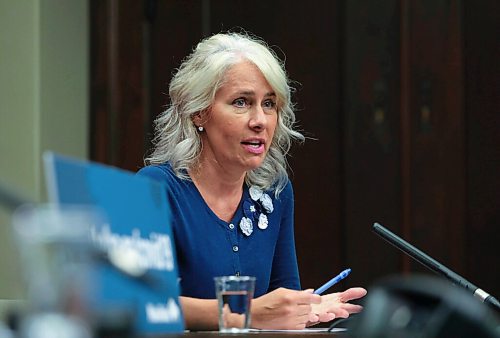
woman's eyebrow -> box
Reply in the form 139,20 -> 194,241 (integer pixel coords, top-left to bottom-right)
234,90 -> 276,97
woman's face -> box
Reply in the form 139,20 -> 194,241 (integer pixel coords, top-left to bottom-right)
197,61 -> 278,175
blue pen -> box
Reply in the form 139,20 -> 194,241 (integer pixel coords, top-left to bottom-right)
314,268 -> 351,295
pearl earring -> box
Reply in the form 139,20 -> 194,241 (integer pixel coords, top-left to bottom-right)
198,126 -> 204,132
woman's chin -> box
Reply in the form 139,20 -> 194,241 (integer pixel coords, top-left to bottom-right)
243,158 -> 265,171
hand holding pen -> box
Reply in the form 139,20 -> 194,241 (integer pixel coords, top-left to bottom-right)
309,268 -> 367,322
314,268 -> 352,295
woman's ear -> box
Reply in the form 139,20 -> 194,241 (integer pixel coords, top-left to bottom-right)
192,109 -> 209,127
192,113 -> 202,127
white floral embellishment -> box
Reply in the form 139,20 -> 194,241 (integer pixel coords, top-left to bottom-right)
240,186 -> 274,236
258,213 -> 269,230
259,193 -> 274,213
239,217 -> 253,236
249,186 -> 263,201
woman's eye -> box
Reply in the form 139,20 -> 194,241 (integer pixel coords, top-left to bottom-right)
233,98 -> 247,107
263,100 -> 277,109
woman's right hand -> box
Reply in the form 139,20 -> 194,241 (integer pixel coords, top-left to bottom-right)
250,288 -> 321,330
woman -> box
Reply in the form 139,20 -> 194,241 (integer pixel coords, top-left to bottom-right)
138,32 -> 366,330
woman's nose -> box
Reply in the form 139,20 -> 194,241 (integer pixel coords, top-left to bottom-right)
249,105 -> 267,130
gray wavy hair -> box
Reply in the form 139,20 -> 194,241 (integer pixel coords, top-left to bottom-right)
145,32 -> 304,196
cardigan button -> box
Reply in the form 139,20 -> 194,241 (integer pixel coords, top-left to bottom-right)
229,223 -> 235,230
232,245 -> 239,252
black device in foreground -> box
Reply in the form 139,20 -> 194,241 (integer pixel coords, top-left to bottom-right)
372,222 -> 500,312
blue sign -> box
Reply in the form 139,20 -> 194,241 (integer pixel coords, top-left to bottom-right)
44,152 -> 184,334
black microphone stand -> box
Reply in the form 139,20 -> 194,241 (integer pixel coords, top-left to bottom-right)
373,222 -> 500,312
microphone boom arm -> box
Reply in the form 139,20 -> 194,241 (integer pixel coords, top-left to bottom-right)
372,222 -> 500,312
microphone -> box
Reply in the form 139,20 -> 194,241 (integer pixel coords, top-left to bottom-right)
372,222 -> 500,312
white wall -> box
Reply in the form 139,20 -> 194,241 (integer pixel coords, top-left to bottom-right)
0,0 -> 88,313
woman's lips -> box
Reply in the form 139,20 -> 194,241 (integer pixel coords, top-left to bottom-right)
241,140 -> 265,154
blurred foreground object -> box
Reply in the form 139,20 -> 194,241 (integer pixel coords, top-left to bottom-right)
0,181 -> 32,211
43,152 -> 184,334
12,205 -> 105,338
348,275 -> 500,338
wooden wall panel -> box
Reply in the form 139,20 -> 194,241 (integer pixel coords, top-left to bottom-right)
464,0 -> 500,297
148,0 -> 204,146
343,0 -> 402,287
406,0 -> 466,275
90,0 -> 146,171
90,0 -> 112,165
